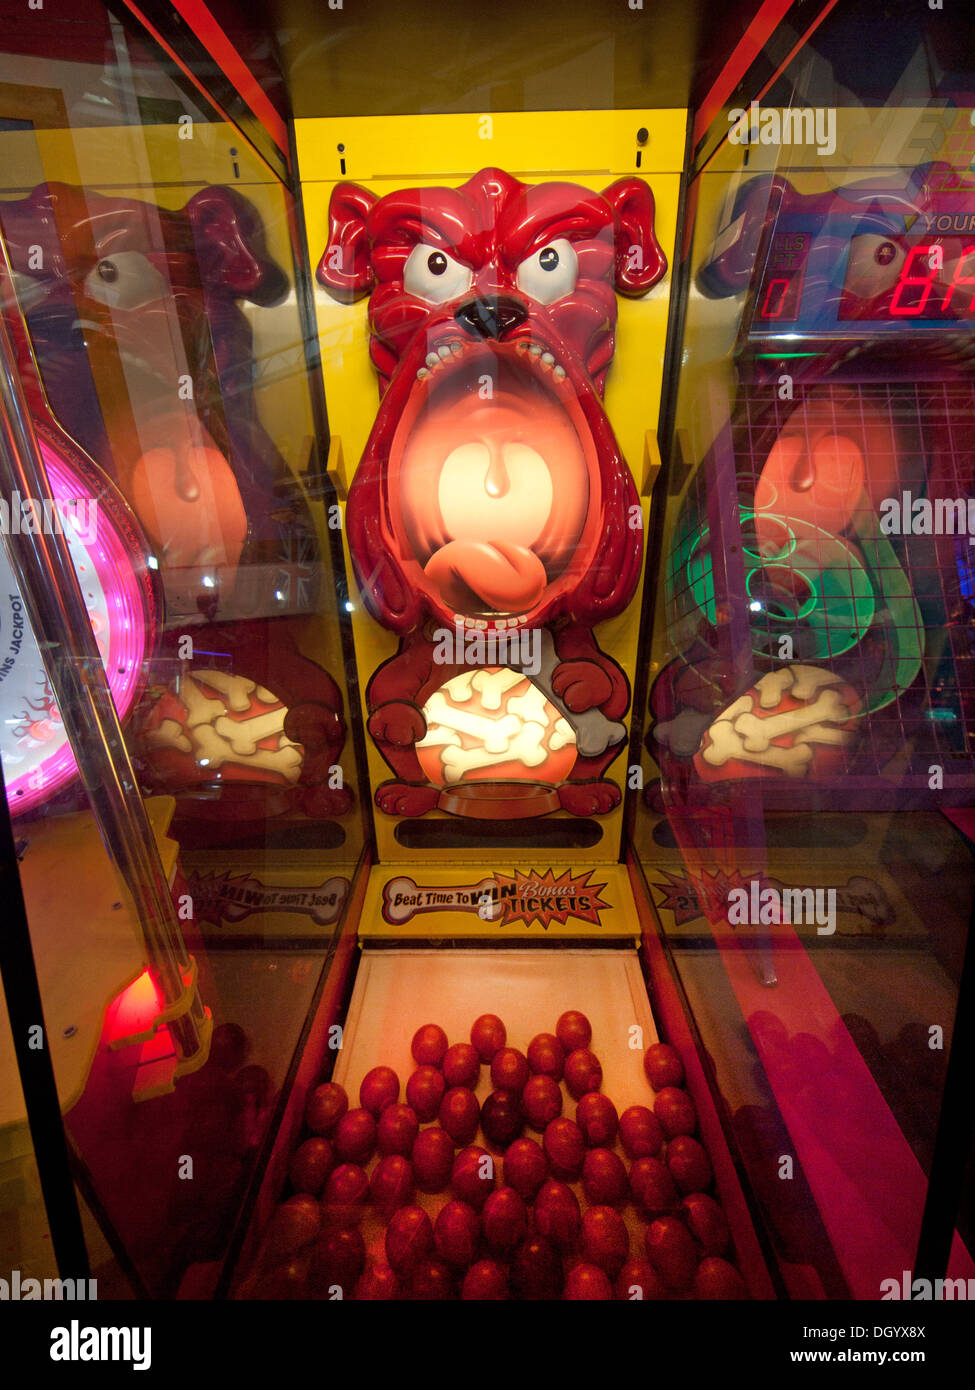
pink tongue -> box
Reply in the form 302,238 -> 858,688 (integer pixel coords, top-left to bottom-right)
425,540 -> 547,614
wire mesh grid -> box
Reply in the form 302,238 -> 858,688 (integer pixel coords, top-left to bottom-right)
663,377 -> 975,784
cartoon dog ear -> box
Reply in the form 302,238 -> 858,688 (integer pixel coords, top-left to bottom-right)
601,177 -> 668,296
185,186 -> 289,305
317,182 -> 377,301
697,175 -> 792,299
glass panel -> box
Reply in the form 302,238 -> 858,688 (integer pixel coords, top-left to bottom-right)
632,29 -> 975,1299
0,6 -> 362,1299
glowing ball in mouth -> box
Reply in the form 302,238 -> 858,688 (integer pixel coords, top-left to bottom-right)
415,667 -> 577,789
0,435 -> 155,814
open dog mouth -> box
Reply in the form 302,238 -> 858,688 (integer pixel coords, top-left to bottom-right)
390,336 -> 594,620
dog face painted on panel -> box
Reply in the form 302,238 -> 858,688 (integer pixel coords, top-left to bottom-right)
319,168 -> 666,817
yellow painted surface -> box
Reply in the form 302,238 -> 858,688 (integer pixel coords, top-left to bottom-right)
296,109 -> 687,863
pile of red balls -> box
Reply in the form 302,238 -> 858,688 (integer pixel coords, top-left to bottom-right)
249,1011 -> 747,1300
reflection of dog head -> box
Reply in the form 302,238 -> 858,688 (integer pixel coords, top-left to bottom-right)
1,183 -> 289,614
319,168 -> 666,633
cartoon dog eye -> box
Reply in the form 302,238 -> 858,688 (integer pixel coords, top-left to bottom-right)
83,251 -> 168,309
404,244 -> 472,303
516,239 -> 578,304
842,235 -> 906,299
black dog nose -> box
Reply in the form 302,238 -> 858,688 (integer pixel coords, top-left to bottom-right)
454,295 -> 527,340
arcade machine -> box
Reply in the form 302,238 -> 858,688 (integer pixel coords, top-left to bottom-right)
630,93 -> 975,1295
235,107 -> 768,1301
0,4 -> 363,1299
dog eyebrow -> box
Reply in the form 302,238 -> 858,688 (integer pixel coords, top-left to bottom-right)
497,190 -> 614,264
371,189 -> 477,260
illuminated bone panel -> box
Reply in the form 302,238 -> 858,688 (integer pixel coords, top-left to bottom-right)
418,668 -> 577,785
144,671 -> 303,783
701,665 -> 856,778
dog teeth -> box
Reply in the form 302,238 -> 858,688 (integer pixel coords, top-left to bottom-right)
417,366 -> 430,379
553,365 -> 566,380
541,352 -> 555,366
437,344 -> 452,359
528,343 -> 542,357
450,341 -> 464,356
426,352 -> 440,368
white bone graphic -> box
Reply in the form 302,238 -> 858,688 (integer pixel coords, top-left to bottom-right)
440,721 -> 549,782
701,665 -> 855,778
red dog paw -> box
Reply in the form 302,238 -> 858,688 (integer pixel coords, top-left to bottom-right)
552,660 -> 614,713
558,780 -> 621,816
375,781 -> 440,816
369,701 -> 426,747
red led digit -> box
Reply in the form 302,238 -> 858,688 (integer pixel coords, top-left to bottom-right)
889,244 -> 938,316
759,277 -> 790,318
942,244 -> 975,313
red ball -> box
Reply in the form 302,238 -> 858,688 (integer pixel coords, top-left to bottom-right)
694,1256 -> 748,1300
305,1082 -> 347,1135
580,1205 -> 629,1276
644,1215 -> 698,1292
377,1103 -> 419,1157
481,1186 -> 527,1254
619,1105 -> 664,1159
470,1014 -> 506,1062
442,1042 -> 480,1089
576,1092 -> 618,1146
533,1180 -> 581,1250
412,1127 -> 455,1194
527,1032 -> 565,1081
582,1148 -> 629,1206
322,1163 -> 369,1228
543,1118 -> 586,1180
564,1263 -> 613,1300
643,1042 -> 684,1090
614,1258 -> 669,1301
267,1194 -> 320,1256
667,1135 -> 713,1194
654,1086 -> 697,1138
332,1108 -> 377,1165
439,1086 -> 481,1145
288,1138 -> 334,1195
359,1066 -> 399,1118
406,1065 -> 446,1122
490,1047 -> 529,1095
629,1156 -> 679,1218
369,1154 -> 414,1216
411,1023 -> 448,1067
511,1235 -> 562,1300
502,1138 -> 548,1200
310,1226 -> 365,1294
462,1259 -> 508,1300
556,1010 -> 592,1053
451,1145 -> 496,1208
409,1256 -> 456,1300
434,1200 -> 481,1267
385,1205 -> 434,1274
480,1090 -> 525,1148
564,1048 -> 602,1100
521,1074 -> 562,1131
355,1263 -> 399,1300
681,1193 -> 730,1255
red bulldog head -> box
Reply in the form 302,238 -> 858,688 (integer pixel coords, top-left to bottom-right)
318,167 -> 666,633
1,183 -> 287,616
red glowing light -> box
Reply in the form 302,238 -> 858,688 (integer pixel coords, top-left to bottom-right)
106,968 -> 163,1044
759,277 -> 790,319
